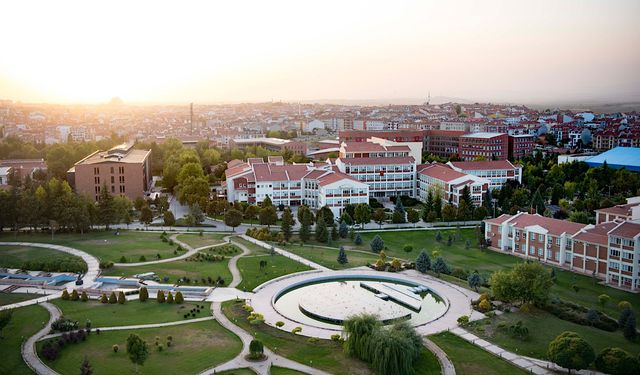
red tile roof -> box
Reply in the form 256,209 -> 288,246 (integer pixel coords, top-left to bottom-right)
449,160 -> 516,171
595,203 -> 640,217
485,214 -> 513,225
573,221 -> 620,245
339,157 -> 415,166
418,163 -> 467,182
508,213 -> 587,236
609,221 -> 640,238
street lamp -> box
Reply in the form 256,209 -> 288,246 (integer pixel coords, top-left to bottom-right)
491,198 -> 497,218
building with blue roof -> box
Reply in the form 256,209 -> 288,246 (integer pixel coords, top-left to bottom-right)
585,147 -> 640,172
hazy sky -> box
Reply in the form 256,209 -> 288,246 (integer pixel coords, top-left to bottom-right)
1,0 -> 639,104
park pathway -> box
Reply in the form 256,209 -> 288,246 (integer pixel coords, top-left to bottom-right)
0,242 -> 101,311
227,237 -> 251,288
21,302 -> 61,375
39,316 -> 216,341
198,302 -> 330,375
450,327 -> 605,375
238,235 -> 329,271
423,337 -> 456,375
113,233 -> 226,267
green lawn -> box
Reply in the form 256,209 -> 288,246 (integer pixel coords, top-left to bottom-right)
295,229 -> 640,314
429,332 -> 528,375
0,245 -> 86,272
277,244 -> 379,270
0,292 -> 42,306
236,254 -> 311,291
176,233 -> 227,249
0,304 -> 49,375
414,348 -> 442,375
270,367 -> 305,375
103,257 -> 233,286
467,307 -> 640,360
218,369 -> 257,375
51,299 -> 210,327
222,300 -> 372,375
0,230 -> 177,263
39,319 -> 242,375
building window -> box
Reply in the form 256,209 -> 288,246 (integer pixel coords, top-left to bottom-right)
93,167 -> 100,175
110,167 -> 114,174
119,166 -> 125,174
94,176 -> 100,184
111,185 -> 115,193
610,249 -> 621,257
111,176 -> 115,183
119,176 -> 125,183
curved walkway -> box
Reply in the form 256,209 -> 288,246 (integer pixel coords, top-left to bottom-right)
113,234 -> 226,267
227,237 -> 251,288
0,242 -> 101,311
423,337 -> 455,375
40,316 -> 216,341
21,302 -> 61,375
198,302 -> 330,375
239,235 -> 329,271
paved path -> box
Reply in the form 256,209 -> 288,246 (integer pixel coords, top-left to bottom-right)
112,233 -> 226,267
198,303 -> 330,375
40,316 -> 216,341
239,235 -> 329,271
0,242 -> 101,311
450,327 -> 604,375
227,237 -> 251,288
423,337 -> 455,375
21,302 -> 61,375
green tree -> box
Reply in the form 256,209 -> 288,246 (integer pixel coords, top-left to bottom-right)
79,356 -> 93,375
163,210 -> 175,229
442,203 -> 456,221
595,347 -> 640,375
468,271 -> 482,292
177,176 -> 209,207
262,195 -> 273,207
393,197 -> 406,222
108,291 -> 117,304
373,208 -> 386,228
337,246 -> 348,265
259,205 -> 277,229
623,310 -> 637,341
299,206 -> 313,243
224,208 -> 243,232
174,291 -> 184,304
166,291 -> 174,304
547,332 -> 595,374
0,309 -> 13,338
369,322 -> 423,375
432,256 -> 449,277
338,221 -> 348,238
370,235 -> 384,253
490,262 -> 552,305
315,216 -> 329,243
598,294 -> 610,309
354,204 -> 371,229
118,291 -> 126,304
280,208 -> 294,241
126,333 -> 149,374
139,287 -> 148,302
70,289 -> 79,301
98,185 -> 116,229
415,250 -> 431,273
343,314 -> 380,361
249,339 -> 264,360
244,205 -> 259,226
407,208 -> 419,227
340,212 -> 353,225
139,205 -> 153,227
460,186 -> 473,207
156,290 -> 165,303
354,232 -> 363,245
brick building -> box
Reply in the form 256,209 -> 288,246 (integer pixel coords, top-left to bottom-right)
459,132 -> 509,161
68,143 -> 152,201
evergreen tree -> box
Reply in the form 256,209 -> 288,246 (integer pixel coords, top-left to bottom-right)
100,294 -> 108,303
468,272 -> 482,292
425,190 -> 434,213
339,221 -> 348,238
340,212 -> 353,225
315,215 -> 329,243
79,356 -> 93,375
118,291 -> 126,304
623,311 -> 637,341
166,292 -> 174,304
280,208 -> 294,241
157,290 -> 165,303
393,197 -> 406,221
531,187 -> 546,214
460,186 -> 473,207
331,224 -> 339,241
337,246 -> 348,265
262,195 -> 273,207
354,232 -> 363,245
174,291 -> 184,304
433,256 -> 449,277
109,292 -> 117,304
259,205 -> 277,229
139,287 -> 148,302
98,184 -> 116,229
370,235 -> 384,253
416,250 -> 431,273
354,203 -> 371,228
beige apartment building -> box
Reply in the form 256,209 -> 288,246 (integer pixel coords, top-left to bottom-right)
67,143 -> 151,201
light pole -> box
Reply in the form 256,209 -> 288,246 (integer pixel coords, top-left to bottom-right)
492,198 -> 497,218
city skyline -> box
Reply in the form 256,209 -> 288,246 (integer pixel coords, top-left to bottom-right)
1,0 -> 639,105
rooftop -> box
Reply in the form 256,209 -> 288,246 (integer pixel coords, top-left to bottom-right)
460,132 -> 507,139
585,147 -> 640,172
449,160 -> 517,171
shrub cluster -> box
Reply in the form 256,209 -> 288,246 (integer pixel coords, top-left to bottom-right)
246,227 -> 275,241
42,329 -> 88,361
543,299 -> 618,332
15,259 -> 87,273
51,317 -> 79,332
183,304 -> 204,319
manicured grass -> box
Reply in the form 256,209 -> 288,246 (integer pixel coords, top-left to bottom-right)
414,348 -> 442,375
270,367 -> 305,375
429,331 -> 528,375
236,254 -> 311,291
467,307 -> 640,360
103,256 -> 233,286
176,233 -> 226,249
0,230 -> 177,263
0,292 -> 42,306
0,245 -> 86,272
0,304 -> 49,375
218,369 -> 256,375
278,244 -> 379,270
222,300 -> 372,375
232,237 -> 273,255
39,319 -> 242,375
51,299 -> 210,327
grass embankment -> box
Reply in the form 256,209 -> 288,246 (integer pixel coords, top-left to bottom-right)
0,304 -> 49,375
51,299 -> 210,327
176,233 -> 227,249
222,300 -> 372,375
38,319 -> 241,375
0,230 -> 177,263
429,332 -> 528,375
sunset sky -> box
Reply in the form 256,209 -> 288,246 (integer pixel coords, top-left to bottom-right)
1,0 -> 639,104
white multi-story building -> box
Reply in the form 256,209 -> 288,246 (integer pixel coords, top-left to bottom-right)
417,163 -> 489,206
335,140 -> 418,198
225,158 -> 368,216
446,160 -> 522,190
